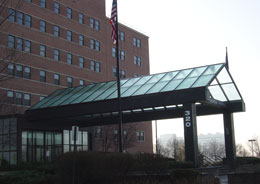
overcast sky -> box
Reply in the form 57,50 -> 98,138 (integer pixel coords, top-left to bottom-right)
105,0 -> 260,145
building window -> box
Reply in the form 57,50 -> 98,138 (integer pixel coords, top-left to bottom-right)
90,39 -> 94,49
90,18 -> 94,29
16,65 -> 23,78
16,37 -> 23,51
25,15 -> 31,27
136,131 -> 145,141
7,91 -> 14,104
137,39 -> 141,48
67,30 -> 72,41
23,94 -> 31,106
79,57 -> 84,68
40,45 -> 46,57
113,68 -> 126,78
17,11 -> 24,25
95,127 -> 102,138
78,13 -> 84,24
95,41 -> 100,51
24,40 -> 31,53
78,35 -> 84,46
67,53 -> 72,64
40,70 -> 46,82
137,57 -> 142,66
67,77 -> 72,87
121,70 -> 126,78
26,0 -> 32,2
79,80 -> 84,86
96,62 -> 101,72
40,20 -> 46,32
112,67 -> 117,78
67,8 -> 72,19
90,39 -> 100,51
90,60 -> 95,71
54,25 -> 60,37
133,37 -> 137,46
24,67 -> 31,79
9,9 -> 16,22
16,92 -> 22,105
8,63 -> 14,76
40,0 -> 46,8
54,74 -> 60,85
112,47 -> 116,57
54,49 -> 60,61
120,50 -> 125,61
134,56 -> 142,66
120,31 -> 125,41
95,20 -> 100,30
54,2 -> 60,14
90,61 -> 101,72
8,35 -> 15,48
90,18 -> 99,30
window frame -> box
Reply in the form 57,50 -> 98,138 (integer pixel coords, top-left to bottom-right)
54,74 -> 60,85
54,49 -> 60,61
23,93 -> 31,106
40,20 -> 46,32
78,13 -> 84,24
78,35 -> 84,46
24,66 -> 31,79
40,0 -> 46,8
40,70 -> 46,82
40,45 -> 46,57
54,2 -> 60,14
15,64 -> 23,78
25,14 -> 31,27
9,9 -> 16,22
67,30 -> 72,41
16,92 -> 22,105
67,8 -> 72,19
67,77 -> 73,88
17,11 -> 24,25
67,53 -> 72,64
24,40 -> 31,53
54,25 -> 60,37
8,35 -> 15,48
79,57 -> 84,68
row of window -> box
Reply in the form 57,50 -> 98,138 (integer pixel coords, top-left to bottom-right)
94,127 -> 145,142
8,9 -> 100,50
112,68 -> 126,79
7,90 -> 31,106
112,47 -> 142,67
25,0 -> 100,30
8,63 -> 86,87
7,35 -> 101,71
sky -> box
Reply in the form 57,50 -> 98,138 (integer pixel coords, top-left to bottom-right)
105,0 -> 260,146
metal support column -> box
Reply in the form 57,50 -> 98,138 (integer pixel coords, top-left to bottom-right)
183,103 -> 199,167
223,112 -> 236,166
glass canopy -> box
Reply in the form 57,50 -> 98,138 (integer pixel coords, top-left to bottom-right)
30,63 -> 242,110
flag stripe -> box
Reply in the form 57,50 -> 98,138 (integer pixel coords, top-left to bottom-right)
110,0 -> 117,44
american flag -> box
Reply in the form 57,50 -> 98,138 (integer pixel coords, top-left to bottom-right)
110,0 -> 117,44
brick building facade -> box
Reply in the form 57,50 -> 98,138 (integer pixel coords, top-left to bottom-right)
0,0 -> 152,163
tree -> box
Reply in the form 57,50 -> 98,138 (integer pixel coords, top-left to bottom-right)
247,136 -> 260,157
93,124 -> 137,153
166,137 -> 185,161
200,139 -> 225,161
236,143 -> 249,157
0,0 -> 24,82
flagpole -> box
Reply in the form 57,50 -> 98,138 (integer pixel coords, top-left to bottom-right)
226,47 -> 229,70
114,0 -> 123,153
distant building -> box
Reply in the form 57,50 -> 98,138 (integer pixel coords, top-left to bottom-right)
159,133 -> 177,147
198,133 -> 225,146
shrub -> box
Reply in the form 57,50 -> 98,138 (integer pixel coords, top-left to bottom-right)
54,151 -> 134,184
237,157 -> 260,165
170,169 -> 200,184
